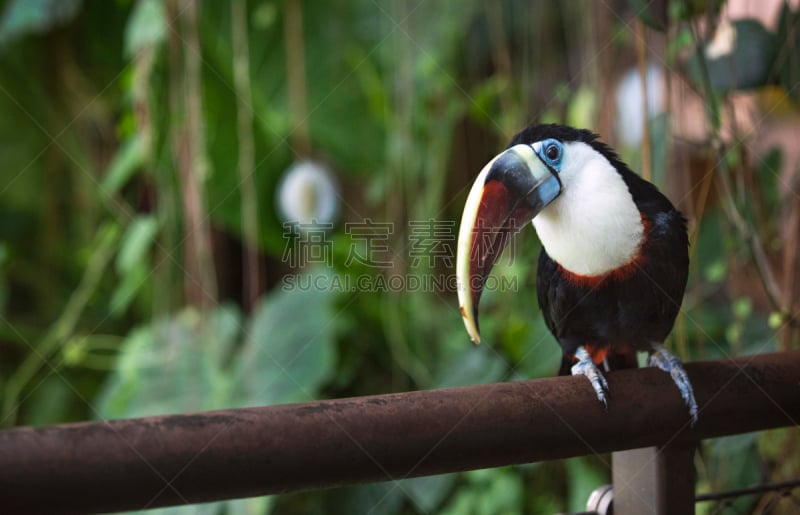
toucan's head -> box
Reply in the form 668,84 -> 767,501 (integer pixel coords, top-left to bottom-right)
456,124 -> 643,343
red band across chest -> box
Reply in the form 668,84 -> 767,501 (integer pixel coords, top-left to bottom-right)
555,215 -> 650,289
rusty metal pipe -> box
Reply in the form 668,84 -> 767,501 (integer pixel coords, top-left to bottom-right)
2,351 -> 799,513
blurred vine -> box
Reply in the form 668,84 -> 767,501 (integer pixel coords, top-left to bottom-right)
232,0 -> 260,311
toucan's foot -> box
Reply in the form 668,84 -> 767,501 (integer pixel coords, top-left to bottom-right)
571,346 -> 609,409
649,344 -> 698,425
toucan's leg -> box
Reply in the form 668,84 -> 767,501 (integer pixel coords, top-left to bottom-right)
571,346 -> 609,408
649,343 -> 698,425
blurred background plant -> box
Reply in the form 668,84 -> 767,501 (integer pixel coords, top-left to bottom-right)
0,0 -> 798,513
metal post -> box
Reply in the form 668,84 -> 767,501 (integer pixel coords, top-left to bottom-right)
613,443 -> 695,514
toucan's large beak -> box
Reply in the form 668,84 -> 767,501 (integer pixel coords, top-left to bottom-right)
456,144 -> 562,343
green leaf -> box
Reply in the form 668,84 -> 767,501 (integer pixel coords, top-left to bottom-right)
445,468 -> 524,515
566,457 -> 608,513
439,487 -> 478,515
712,432 -> 760,453
136,503 -> 222,515
101,136 -> 144,196
433,345 -> 507,388
116,214 -> 159,274
111,222 -> 157,315
768,311 -> 784,329
704,434 -> 762,513
223,496 -> 274,515
24,375 -> 74,426
626,0 -> 666,31
345,47 -> 388,121
667,28 -> 693,64
167,496 -> 273,515
404,474 -> 458,513
234,271 -> 338,406
96,305 -> 242,419
687,19 -> 777,92
704,260 -> 727,283
732,297 -> 752,319
331,482 -> 404,515
124,0 -> 166,56
0,0 -> 82,44
109,263 -> 148,315
468,75 -> 508,125
509,309 -> 561,380
668,0 -> 724,23
480,469 -> 524,513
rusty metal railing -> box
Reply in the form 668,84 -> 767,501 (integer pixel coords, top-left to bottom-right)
1,351 -> 798,514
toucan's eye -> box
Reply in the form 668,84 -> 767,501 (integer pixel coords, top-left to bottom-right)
533,138 -> 563,171
545,144 -> 560,161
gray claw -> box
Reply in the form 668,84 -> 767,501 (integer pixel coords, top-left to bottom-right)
649,344 -> 699,425
572,347 -> 609,409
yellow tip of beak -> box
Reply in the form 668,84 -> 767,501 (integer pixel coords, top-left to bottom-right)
459,304 -> 481,344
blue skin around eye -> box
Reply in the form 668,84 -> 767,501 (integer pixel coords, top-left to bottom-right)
525,139 -> 563,210
534,138 -> 563,172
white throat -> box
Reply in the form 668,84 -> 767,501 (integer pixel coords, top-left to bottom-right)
532,142 -> 644,276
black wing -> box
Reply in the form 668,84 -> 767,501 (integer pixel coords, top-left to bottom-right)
535,208 -> 688,358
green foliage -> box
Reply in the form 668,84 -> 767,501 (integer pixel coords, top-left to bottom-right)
0,242 -> 8,317
0,0 -> 82,43
98,272 -> 338,418
124,0 -> 165,57
628,0 -> 725,32
97,275 -> 337,514
101,136 -> 145,196
235,275 -> 338,407
1,0 -> 798,512
439,468 -> 524,515
112,214 -> 159,315
627,0 -> 669,31
565,458 -> 608,513
686,19 -> 776,92
697,433 -> 763,514
776,2 -> 800,102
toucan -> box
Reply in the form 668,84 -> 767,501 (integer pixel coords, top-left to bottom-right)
456,123 -> 697,423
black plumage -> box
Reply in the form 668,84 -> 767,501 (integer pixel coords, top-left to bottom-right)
507,125 -> 690,374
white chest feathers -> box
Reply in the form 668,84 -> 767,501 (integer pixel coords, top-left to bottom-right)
532,141 -> 644,276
